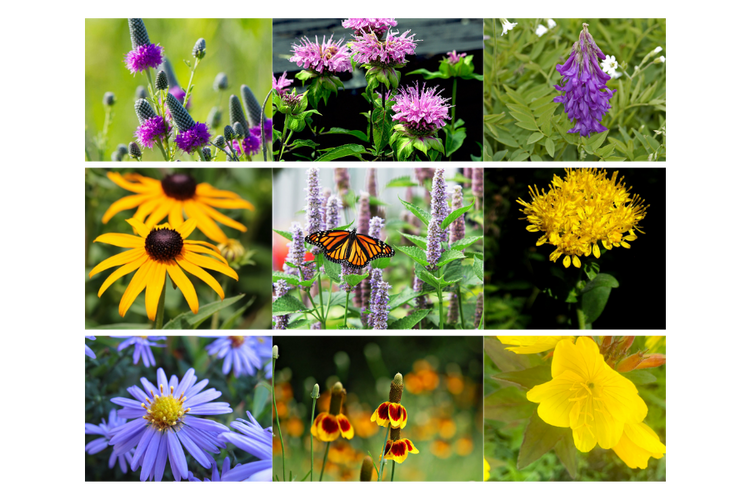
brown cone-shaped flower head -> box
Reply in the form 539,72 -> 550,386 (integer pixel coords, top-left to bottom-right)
310,382 -> 353,442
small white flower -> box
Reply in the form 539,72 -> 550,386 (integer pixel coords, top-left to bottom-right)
652,46 -> 663,55
658,56 -> 666,63
500,19 -> 517,36
535,24 -> 548,37
547,18 -> 557,29
600,55 -> 619,76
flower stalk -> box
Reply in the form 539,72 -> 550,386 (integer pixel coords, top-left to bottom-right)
271,346 -> 286,481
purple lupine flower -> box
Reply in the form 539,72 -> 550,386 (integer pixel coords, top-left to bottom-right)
113,336 -> 166,367
392,83 -> 452,135
125,19 -> 163,74
86,409 -> 133,473
204,336 -> 263,377
447,293 -> 459,323
305,167 -> 324,236
450,185 -> 465,246
135,116 -> 170,149
109,367 -> 232,481
273,279 -> 290,330
342,18 -> 398,37
369,270 -> 391,330
272,71 -> 294,93
350,30 -> 418,66
85,335 -> 96,359
233,134 -> 261,157
554,24 -> 616,137
290,36 -> 352,74
334,168 -> 351,207
474,292 -> 484,329
219,411 -> 273,482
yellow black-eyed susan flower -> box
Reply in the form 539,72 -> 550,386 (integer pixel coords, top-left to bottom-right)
89,218 -> 237,320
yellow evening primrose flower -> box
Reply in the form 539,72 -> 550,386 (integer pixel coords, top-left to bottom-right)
517,168 -> 648,268
483,458 -> 490,481
89,218 -> 238,320
102,172 -> 254,244
612,421 -> 666,469
497,336 -> 575,354
527,337 -> 648,452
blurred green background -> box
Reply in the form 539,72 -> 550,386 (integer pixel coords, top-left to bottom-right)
85,336 -> 272,481
85,19 -> 272,161
273,336 -> 483,481
484,336 -> 666,481
85,167 -> 273,328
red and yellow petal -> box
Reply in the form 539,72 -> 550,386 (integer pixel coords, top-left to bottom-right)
385,440 -> 409,464
311,413 -> 325,438
314,413 -> 341,442
388,403 -> 407,429
371,402 -> 390,427
337,414 -> 354,440
403,439 -> 419,454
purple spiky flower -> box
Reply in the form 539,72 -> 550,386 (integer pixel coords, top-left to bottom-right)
272,71 -> 293,93
446,50 -> 467,65
334,168 -> 350,206
175,122 -> 211,154
342,18 -> 398,37
273,279 -> 290,330
450,185 -> 465,246
474,292 -> 484,329
369,270 -> 391,330
250,118 -> 273,144
472,168 -> 483,210
305,167 -> 324,236
554,24 -> 616,137
290,36 -> 352,74
431,168 -> 450,240
125,19 -> 163,73
113,336 -> 166,367
339,264 -> 357,293
233,134 -> 261,157
326,195 -> 343,230
392,83 -> 451,135
350,30 -> 418,67
447,293 -> 459,324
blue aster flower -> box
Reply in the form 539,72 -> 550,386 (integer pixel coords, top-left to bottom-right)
186,457 -> 246,482
109,367 -> 233,481
204,336 -> 265,378
219,411 -> 273,481
85,409 -> 133,473
112,336 -> 166,367
85,336 -> 96,359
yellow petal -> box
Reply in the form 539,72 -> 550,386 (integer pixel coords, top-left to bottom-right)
132,196 -> 163,223
102,193 -> 152,224
168,202 -> 185,230
198,195 -> 254,210
183,199 -> 228,243
143,198 -> 175,229
106,171 -> 155,193
563,255 -> 571,268
94,233 -> 144,249
182,251 -> 238,280
572,255 -> 581,268
184,244 -> 229,266
118,259 -> 153,317
145,262 -> 167,321
196,201 -> 248,232
126,218 -> 151,238
612,422 -> 665,469
527,371 -> 582,428
177,218 -> 198,240
166,262 -> 199,313
89,248 -> 145,277
97,253 -> 149,297
176,257 -> 225,299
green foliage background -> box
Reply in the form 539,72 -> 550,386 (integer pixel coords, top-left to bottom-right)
85,19 -> 272,161
484,18 -> 666,161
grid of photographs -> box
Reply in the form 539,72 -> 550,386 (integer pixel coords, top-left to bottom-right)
84,17 -> 666,483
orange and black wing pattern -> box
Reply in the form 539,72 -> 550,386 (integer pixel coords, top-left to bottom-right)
305,229 -> 395,269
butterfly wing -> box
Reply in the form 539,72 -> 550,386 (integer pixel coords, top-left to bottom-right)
305,230 -> 352,264
305,230 -> 394,269
350,234 -> 395,268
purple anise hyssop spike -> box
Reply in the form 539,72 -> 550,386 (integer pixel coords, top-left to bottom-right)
554,24 -> 616,137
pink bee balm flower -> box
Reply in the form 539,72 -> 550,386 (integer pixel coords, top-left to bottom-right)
290,36 -> 352,74
342,18 -> 397,37
446,50 -> 467,65
554,24 -> 616,137
351,30 -> 418,67
392,83 -> 451,135
272,71 -> 293,93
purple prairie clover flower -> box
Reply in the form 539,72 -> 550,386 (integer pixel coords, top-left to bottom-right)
85,335 -> 96,359
175,122 -> 211,154
109,367 -> 232,482
392,83 -> 451,135
554,24 -> 616,137
474,292 -> 484,329
450,185 -> 465,246
135,116 -> 170,149
250,118 -> 273,144
326,195 -> 343,230
426,218 -> 444,269
342,18 -> 398,37
233,134 -> 261,157
431,167 -> 450,242
219,411 -> 273,482
370,271 -> 391,330
290,36 -> 352,75
273,279 -> 290,330
113,336 -> 166,367
204,336 -> 263,377
125,19 -> 163,74
86,409 -> 133,473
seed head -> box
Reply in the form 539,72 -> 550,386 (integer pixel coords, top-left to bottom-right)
111,151 -> 123,162
102,92 -> 116,107
214,72 -> 228,91
127,18 -> 151,49
241,84 -> 263,127
214,135 -> 226,149
207,106 -> 222,129
135,86 -> 148,100
192,38 -> 206,59
128,142 -> 142,159
223,125 -> 235,140
155,70 -> 169,91
229,95 -> 250,137
166,92 -> 196,132
233,122 -> 245,139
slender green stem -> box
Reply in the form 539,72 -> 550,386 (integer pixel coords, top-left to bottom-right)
100,107 -> 113,160
390,460 -> 396,481
316,272 -> 326,328
576,307 -> 587,330
437,267 -> 445,330
451,78 -> 457,124
343,291 -> 350,327
310,397 -> 316,481
324,278 -> 333,325
319,442 -> 331,481
278,119 -> 291,160
457,287 -> 465,329
261,89 -> 273,161
272,358 -> 286,481
154,282 -> 167,329
182,58 -> 201,108
377,423 -> 390,481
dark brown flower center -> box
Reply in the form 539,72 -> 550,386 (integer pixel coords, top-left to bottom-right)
161,173 -> 197,200
145,228 -> 184,261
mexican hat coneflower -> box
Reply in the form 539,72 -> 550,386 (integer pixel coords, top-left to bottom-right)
101,171 -> 254,244
383,427 -> 419,464
311,382 -> 354,442
89,218 -> 238,321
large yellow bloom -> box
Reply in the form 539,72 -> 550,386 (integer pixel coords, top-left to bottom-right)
89,218 -> 238,320
517,168 -> 648,268
102,172 -> 254,244
497,336 -> 575,354
527,337 -> 648,452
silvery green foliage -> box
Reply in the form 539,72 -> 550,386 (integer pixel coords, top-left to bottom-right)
214,135 -> 227,148
166,93 -> 196,132
241,84 -> 263,127
103,92 -> 116,106
127,18 -> 150,48
213,72 -> 228,91
155,70 -> 169,91
229,95 -> 250,137
134,99 -> 157,124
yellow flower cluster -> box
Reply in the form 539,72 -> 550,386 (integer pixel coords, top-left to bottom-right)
517,168 -> 648,268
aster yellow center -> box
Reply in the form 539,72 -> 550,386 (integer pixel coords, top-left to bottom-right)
142,384 -> 190,431
229,336 -> 245,348
145,227 -> 184,261
161,173 -> 197,200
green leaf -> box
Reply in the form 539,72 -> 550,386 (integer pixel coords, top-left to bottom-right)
162,294 -> 246,329
445,127 -> 467,157
322,258 -> 341,283
315,144 -> 366,162
252,384 -> 270,419
273,229 -> 292,241
324,127 -> 368,142
399,232 -> 428,250
385,176 -> 418,188
272,271 -> 299,285
484,387 -> 535,422
388,289 -> 422,310
441,201 -> 474,230
545,137 -> 556,158
582,273 -> 619,294
517,409 -> 569,470
587,130 -> 609,151
342,272 -> 369,287
416,267 -> 440,289
473,256 -> 484,282
526,132 -> 545,145
581,286 -> 612,324
491,365 -> 552,390
485,338 -> 533,372
271,294 -> 306,316
436,249 -> 466,267
622,370 -> 658,385
220,297 -> 256,329
398,197 -> 430,227
596,144 -> 616,158
507,103 -> 535,120
503,85 -> 527,105
451,235 -> 483,251
554,427 -> 578,479
394,245 -> 428,267
388,308 -> 431,330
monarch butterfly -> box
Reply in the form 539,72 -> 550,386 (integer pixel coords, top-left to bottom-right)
305,229 -> 395,269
